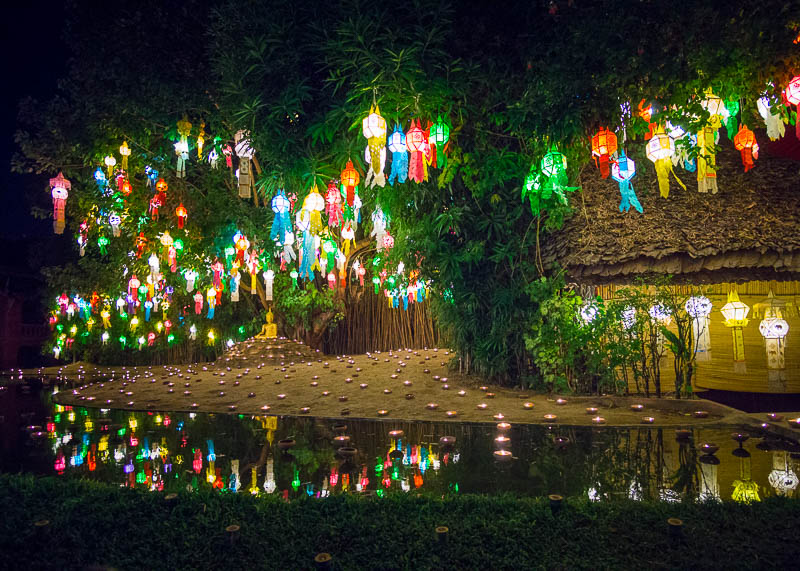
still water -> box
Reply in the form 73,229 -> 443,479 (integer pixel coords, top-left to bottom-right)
2,380 -> 799,502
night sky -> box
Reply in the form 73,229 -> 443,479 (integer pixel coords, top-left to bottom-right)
1,1 -> 67,270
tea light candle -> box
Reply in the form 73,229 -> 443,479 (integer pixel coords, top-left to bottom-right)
445,410 -> 458,418
442,384 -> 450,390
383,389 -> 392,394
405,394 -> 415,400
260,405 -> 270,411
427,403 -> 439,410
338,395 -> 348,402
359,383 -> 368,389
277,393 -> 286,399
592,416 -> 606,425
389,430 -> 404,438
766,413 -> 784,422
477,403 -> 488,410
788,418 -> 800,427
586,407 -> 598,415
310,381 -> 318,387
630,404 -> 644,412
485,392 -> 495,399
345,378 -> 353,383
641,417 -> 655,424
543,414 -> 557,422
495,435 -> 510,444
322,391 -> 330,396
522,402 -> 534,410
433,376 -> 440,381
493,450 -> 512,461
693,411 -> 709,419
458,390 -> 467,397
493,413 -> 505,421
403,381 -> 412,386
497,422 -> 511,431
479,386 -> 489,391
377,409 -> 389,416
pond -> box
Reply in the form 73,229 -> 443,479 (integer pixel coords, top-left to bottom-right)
2,380 -> 798,502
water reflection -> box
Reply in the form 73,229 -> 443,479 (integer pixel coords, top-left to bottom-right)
3,384 -> 800,502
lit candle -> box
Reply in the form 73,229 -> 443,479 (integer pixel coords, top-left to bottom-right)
592,416 -> 606,425
477,403 -> 488,410
445,410 -> 458,418
556,398 -> 567,406
377,409 -> 388,416
543,414 -> 557,422
427,403 -> 439,410
630,404 -> 644,412
641,417 -> 654,424
497,422 -> 511,431
586,407 -> 598,415
522,402 -> 534,410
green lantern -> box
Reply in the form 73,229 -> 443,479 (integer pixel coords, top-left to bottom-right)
429,116 -> 450,168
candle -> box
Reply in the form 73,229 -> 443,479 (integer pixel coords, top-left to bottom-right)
497,422 -> 511,431
543,414 -> 557,422
377,409 -> 389,416
592,416 -> 606,425
522,402 -> 535,410
641,417 -> 654,424
477,403 -> 488,410
446,410 -> 458,418
586,407 -> 598,415
630,404 -> 644,412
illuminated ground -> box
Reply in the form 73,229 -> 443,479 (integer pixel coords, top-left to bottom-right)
37,338 -> 763,427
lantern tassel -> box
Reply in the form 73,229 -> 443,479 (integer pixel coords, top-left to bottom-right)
389,151 -> 408,185
618,180 -> 643,213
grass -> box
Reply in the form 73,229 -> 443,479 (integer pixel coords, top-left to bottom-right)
1,473 -> 799,570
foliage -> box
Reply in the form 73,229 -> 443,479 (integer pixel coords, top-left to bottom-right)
4,474 -> 800,570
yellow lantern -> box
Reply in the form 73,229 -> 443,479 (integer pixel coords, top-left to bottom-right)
645,127 -> 684,198
721,291 -> 750,372
119,141 -> 131,170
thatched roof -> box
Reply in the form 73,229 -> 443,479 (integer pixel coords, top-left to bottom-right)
542,129 -> 800,284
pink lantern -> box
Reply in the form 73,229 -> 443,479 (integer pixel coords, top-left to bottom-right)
49,172 -> 71,234
783,76 -> 800,138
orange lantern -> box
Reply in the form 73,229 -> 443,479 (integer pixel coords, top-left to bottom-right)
406,119 -> 427,183
340,160 -> 360,207
591,128 -> 618,179
175,203 -> 187,228
120,179 -> 132,197
733,126 -> 759,172
155,178 -> 168,194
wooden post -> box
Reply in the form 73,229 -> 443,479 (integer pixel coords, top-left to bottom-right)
435,526 -> 449,544
667,517 -> 683,539
226,524 -> 240,546
548,494 -> 563,515
314,553 -> 332,570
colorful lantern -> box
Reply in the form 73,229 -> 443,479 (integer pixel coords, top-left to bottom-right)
733,126 -> 759,172
263,269 -> 274,301
325,180 -> 343,227
428,116 -> 450,168
757,97 -> 786,141
206,287 -> 217,319
387,125 -> 408,185
108,213 -> 121,237
591,127 -> 618,179
270,189 -> 292,243
697,90 -> 725,194
175,116 -> 192,178
234,130 -> 254,198
522,147 -> 577,215
370,208 -> 388,251
302,185 -> 325,235
362,104 -> 387,187
49,172 -> 70,234
340,160 -> 360,208
724,100 -> 740,140
104,155 -> 117,179
175,203 -> 187,228
721,291 -> 750,374
406,119 -> 427,183
611,151 -> 642,213
686,296 -> 713,360
783,75 -> 800,138
119,141 -> 131,171
341,220 -> 355,256
645,127 -> 684,198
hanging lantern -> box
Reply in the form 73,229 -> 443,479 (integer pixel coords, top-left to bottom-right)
341,220 -> 355,256
49,172 -> 70,235
383,232 -> 394,250
733,126 -> 759,172
270,189 -> 292,243
175,203 -> 187,228
325,180 -> 343,228
94,168 -> 107,192
340,160 -> 360,208
302,185 -> 325,235
428,116 -> 450,168
697,89 -> 726,194
175,116 -> 192,178
782,75 -> 800,139
370,208 -> 388,250
406,119 -> 427,183
120,179 -> 132,197
757,97 -> 786,141
591,127 -> 618,179
387,125 -> 408,185
104,155 -> 117,179
686,296 -> 713,360
197,122 -> 205,159
108,213 -> 121,237
645,127 -> 684,198
119,141 -> 131,171
721,291 -> 750,373
724,101 -> 740,140
611,151 -> 642,213
263,269 -> 275,301
234,130 -> 254,198
362,104 -> 387,188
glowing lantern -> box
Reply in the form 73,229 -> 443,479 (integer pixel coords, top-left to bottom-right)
175,203 -> 187,228
108,213 -> 121,237
759,302 -> 789,372
646,127 -> 684,198
383,232 -> 394,250
235,235 -> 250,265
768,451 -> 799,496
387,125 -> 408,185
49,172 -> 71,234
697,90 -> 726,194
730,125 -> 759,172
104,155 -> 117,179
723,100 -> 740,139
757,97 -> 785,141
362,104 -> 387,187
406,119 -> 427,183
341,220 -> 355,256
428,116 -> 450,168
611,151 -> 642,213
210,258 -> 224,289
119,141 -> 131,171
206,287 -> 217,319
175,116 -> 192,178
325,180 -> 343,228
290,269 -> 298,288
147,332 -> 156,347
721,291 -> 750,374
327,271 -> 336,289
591,127 -> 618,179
270,189 -> 292,243
302,185 -> 325,235
94,167 -> 107,192
120,179 -> 132,197
523,147 -> 577,215
370,208 -> 388,250
234,130 -> 254,198
340,160 -> 360,208
783,75 -> 800,138
685,296 -> 713,360
263,269 -> 274,301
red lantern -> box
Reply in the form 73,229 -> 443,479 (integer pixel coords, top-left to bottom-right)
783,76 -> 800,138
120,178 -> 132,197
733,125 -> 759,172
341,160 -> 360,207
406,119 -> 426,183
49,172 -> 70,235
175,203 -> 187,228
591,128 -> 618,179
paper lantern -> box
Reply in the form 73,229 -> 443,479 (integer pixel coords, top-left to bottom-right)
175,203 -> 187,228
234,130 -> 254,198
686,296 -> 713,358
724,100 -> 740,140
646,128 -> 684,198
783,76 -> 800,139
733,126 -> 759,172
94,168 -> 106,192
428,116 -> 450,168
757,97 -> 786,141
104,155 -> 117,178
119,141 -> 131,171
325,180 -> 343,228
270,189 -> 292,243
302,185 -> 325,235
696,90 -> 725,194
610,151 -> 642,213
362,104 -> 387,187
263,269 -> 275,300
721,291 -> 750,326
49,172 -> 71,235
206,287 -> 217,319
340,160 -> 360,207
383,232 -> 394,250
760,316 -> 789,339
591,127 -> 617,178
370,208 -> 388,250
387,125 -> 408,185
406,119 -> 427,183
